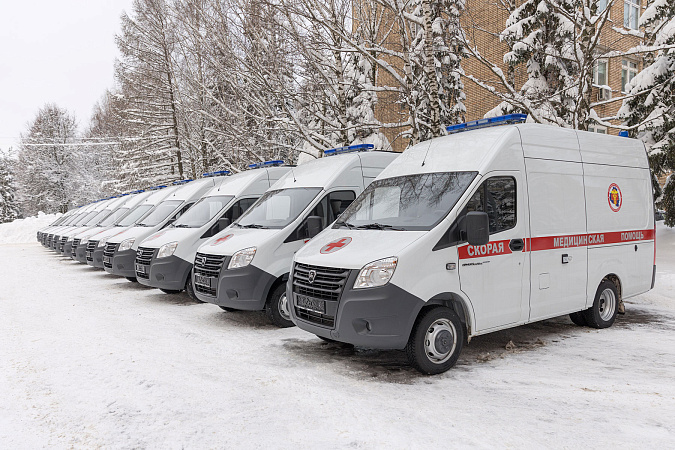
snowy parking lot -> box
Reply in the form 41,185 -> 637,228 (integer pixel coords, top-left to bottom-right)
1,224 -> 674,448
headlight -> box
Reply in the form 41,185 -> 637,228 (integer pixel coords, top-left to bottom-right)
228,247 -> 256,269
354,257 -> 398,289
157,241 -> 178,259
98,238 -> 107,247
118,238 -> 136,252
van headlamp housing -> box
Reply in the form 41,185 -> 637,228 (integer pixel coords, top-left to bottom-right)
354,257 -> 398,289
157,241 -> 178,259
118,238 -> 135,252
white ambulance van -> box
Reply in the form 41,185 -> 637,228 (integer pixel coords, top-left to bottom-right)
289,115 -> 655,374
38,210 -> 75,246
104,178 -> 221,281
85,189 -> 156,268
53,202 -> 102,253
135,164 -> 290,298
193,146 -> 399,327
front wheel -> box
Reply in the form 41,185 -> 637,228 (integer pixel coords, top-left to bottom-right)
583,280 -> 619,329
185,272 -> 202,302
265,283 -> 294,328
406,307 -> 464,375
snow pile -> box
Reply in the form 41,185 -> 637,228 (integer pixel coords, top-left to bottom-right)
0,212 -> 61,244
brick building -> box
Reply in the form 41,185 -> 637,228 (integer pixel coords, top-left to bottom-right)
371,0 -> 648,153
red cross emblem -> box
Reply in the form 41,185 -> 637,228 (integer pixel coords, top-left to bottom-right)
320,237 -> 352,254
211,234 -> 234,246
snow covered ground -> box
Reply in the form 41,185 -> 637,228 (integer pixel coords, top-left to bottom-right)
0,223 -> 674,448
0,212 -> 60,244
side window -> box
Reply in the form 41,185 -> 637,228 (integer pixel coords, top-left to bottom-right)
163,202 -> 194,228
286,190 -> 356,242
434,177 -> 516,250
201,198 -> 258,238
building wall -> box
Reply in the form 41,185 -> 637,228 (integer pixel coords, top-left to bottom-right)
370,0 -> 647,151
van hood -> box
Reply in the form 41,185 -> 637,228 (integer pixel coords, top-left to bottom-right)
198,227 -> 283,256
294,228 -> 426,270
138,227 -> 197,249
106,226 -> 144,244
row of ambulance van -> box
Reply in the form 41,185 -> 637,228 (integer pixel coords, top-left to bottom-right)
36,114 -> 657,374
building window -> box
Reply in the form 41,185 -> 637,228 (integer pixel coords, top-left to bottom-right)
624,0 -> 640,30
598,0 -> 608,13
622,59 -> 638,93
593,60 -> 608,86
588,125 -> 608,134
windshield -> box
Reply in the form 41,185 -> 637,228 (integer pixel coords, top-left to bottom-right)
99,207 -> 128,227
75,211 -> 99,226
64,213 -> 83,225
138,200 -> 183,227
117,205 -> 153,227
335,172 -> 478,231
174,196 -> 233,228
86,209 -> 112,226
236,188 -> 321,229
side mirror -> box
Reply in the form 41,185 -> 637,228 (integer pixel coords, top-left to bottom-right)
218,217 -> 231,231
306,216 -> 323,238
465,212 -> 489,246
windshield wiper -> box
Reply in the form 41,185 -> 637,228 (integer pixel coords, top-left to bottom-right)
242,224 -> 268,229
174,224 -> 191,228
356,223 -> 406,231
335,220 -> 356,229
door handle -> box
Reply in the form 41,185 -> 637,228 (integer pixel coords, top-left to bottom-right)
509,238 -> 524,252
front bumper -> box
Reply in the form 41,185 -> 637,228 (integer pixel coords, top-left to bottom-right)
61,240 -> 73,256
289,270 -> 424,350
195,263 -> 276,310
104,248 -> 137,277
88,246 -> 105,268
74,242 -> 88,263
137,254 -> 193,291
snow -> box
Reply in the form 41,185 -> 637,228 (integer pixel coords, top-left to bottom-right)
0,212 -> 61,244
1,225 -> 675,447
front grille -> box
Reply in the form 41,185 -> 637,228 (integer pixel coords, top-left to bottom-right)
71,239 -> 81,257
59,236 -> 67,252
292,263 -> 350,328
86,240 -> 98,261
193,253 -> 227,296
135,247 -> 155,279
103,242 -> 117,268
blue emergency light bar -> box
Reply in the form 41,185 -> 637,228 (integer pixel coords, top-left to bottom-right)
324,144 -> 374,156
248,160 -> 285,169
146,185 -> 167,191
446,114 -> 528,134
618,130 -> 629,137
203,170 -> 231,177
172,179 -> 193,185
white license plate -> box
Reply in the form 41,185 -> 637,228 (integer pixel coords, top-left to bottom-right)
295,295 -> 326,314
135,263 -> 147,274
194,274 -> 213,288
86,251 -> 92,259
103,256 -> 111,264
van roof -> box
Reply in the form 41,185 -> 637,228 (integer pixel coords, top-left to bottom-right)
161,178 -> 216,201
202,166 -> 290,198
272,151 -> 398,190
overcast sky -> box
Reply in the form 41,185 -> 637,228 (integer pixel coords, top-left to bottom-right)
0,0 -> 135,153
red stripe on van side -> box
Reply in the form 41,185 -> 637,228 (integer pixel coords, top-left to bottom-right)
458,229 -> 654,259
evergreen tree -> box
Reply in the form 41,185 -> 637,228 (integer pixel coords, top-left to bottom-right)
0,149 -> 21,223
619,0 -> 675,225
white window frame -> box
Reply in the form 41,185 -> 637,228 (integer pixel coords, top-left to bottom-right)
597,0 -> 608,14
593,59 -> 609,86
624,0 -> 640,30
588,124 -> 608,134
621,59 -> 638,93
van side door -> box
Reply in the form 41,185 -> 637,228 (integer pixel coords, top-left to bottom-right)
457,173 -> 528,331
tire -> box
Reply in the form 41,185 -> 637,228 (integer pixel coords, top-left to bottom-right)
160,288 -> 181,294
126,276 -> 138,283
569,311 -> 588,326
185,273 -> 201,302
583,280 -> 619,329
219,306 -> 238,312
265,283 -> 294,328
405,307 -> 464,375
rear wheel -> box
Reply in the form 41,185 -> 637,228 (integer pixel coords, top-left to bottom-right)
569,311 -> 588,326
265,283 -> 294,328
406,307 -> 464,375
583,280 -> 619,329
126,276 -> 138,283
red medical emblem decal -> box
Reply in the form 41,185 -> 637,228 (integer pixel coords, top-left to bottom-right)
608,183 -> 622,212
211,234 -> 234,246
145,231 -> 165,242
320,237 -> 352,254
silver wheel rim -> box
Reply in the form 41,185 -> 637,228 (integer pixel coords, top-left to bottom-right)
278,293 -> 290,320
424,318 -> 457,364
599,288 -> 616,322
